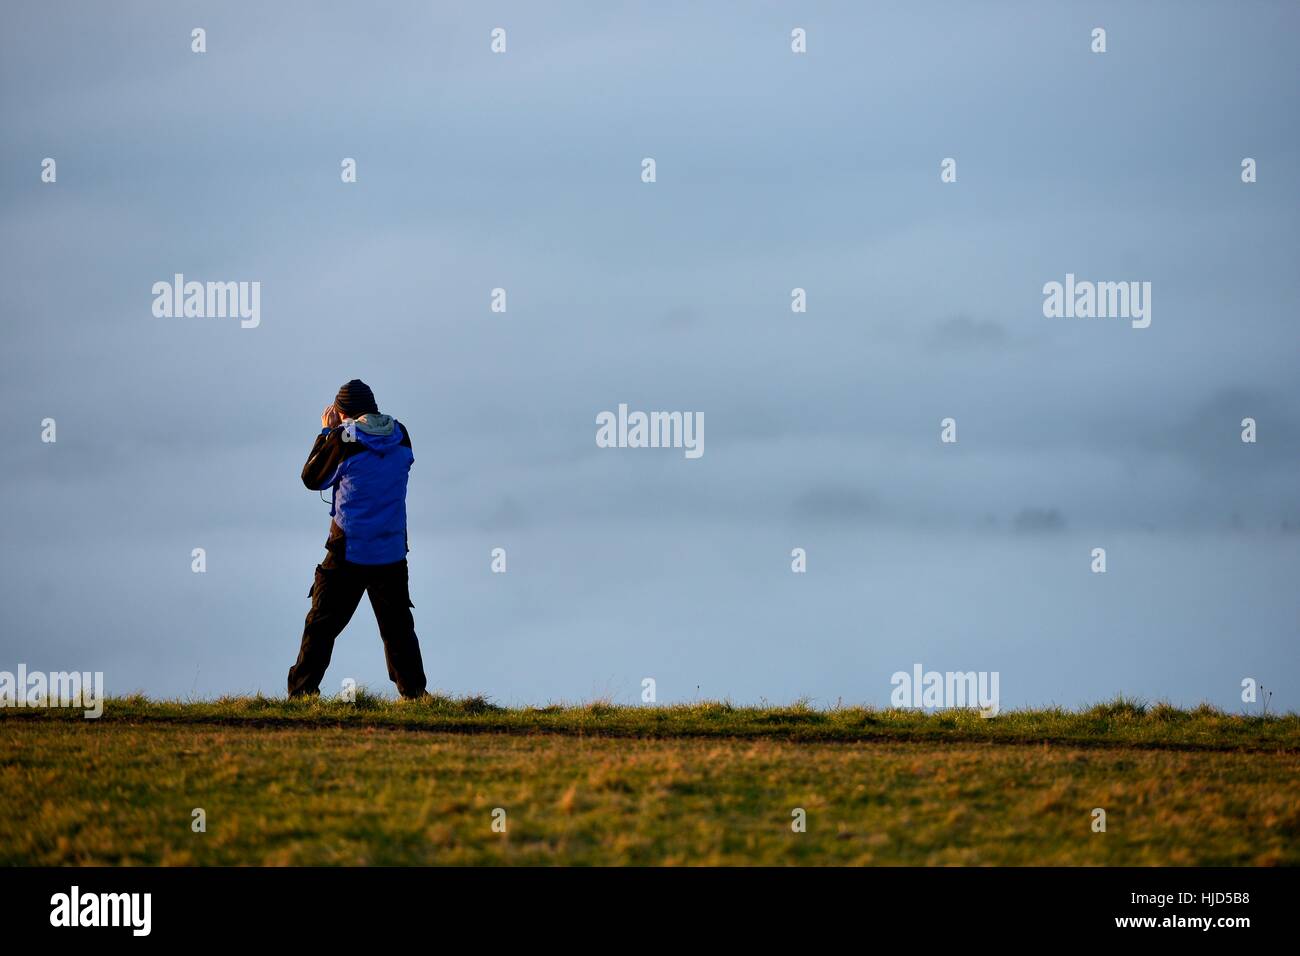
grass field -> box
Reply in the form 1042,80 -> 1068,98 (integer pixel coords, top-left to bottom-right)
2,695 -> 1297,865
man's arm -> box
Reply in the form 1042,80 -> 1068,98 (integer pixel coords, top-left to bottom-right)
302,428 -> 349,490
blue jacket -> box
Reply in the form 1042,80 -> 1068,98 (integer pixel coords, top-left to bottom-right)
301,415 -> 414,565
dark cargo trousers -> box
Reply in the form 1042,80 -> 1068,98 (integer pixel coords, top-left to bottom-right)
287,558 -> 427,699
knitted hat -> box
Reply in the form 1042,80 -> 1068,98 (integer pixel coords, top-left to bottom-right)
335,379 -> 378,417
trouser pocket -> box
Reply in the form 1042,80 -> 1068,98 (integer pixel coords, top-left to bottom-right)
308,563 -> 337,599
366,561 -> 415,613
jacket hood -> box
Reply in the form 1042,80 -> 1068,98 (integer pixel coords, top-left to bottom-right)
345,413 -> 402,450
348,412 -> 394,436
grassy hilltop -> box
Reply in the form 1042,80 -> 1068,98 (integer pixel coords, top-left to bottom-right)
2,695 -> 1297,865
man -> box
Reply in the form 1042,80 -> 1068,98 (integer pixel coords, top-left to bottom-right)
288,379 -> 428,699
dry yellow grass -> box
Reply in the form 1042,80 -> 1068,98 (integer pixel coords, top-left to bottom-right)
2,722 -> 1296,865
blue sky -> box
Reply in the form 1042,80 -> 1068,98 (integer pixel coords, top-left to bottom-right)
2,1 -> 1297,710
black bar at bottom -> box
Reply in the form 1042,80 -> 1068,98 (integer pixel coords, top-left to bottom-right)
0,866 -> 1288,941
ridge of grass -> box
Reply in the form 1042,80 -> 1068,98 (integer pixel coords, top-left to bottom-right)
3,693 -> 1297,752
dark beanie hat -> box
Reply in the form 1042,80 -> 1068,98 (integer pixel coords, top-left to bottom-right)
335,379 -> 378,417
